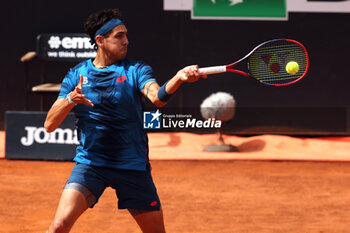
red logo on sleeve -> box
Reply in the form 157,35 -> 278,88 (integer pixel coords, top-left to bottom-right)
117,76 -> 127,83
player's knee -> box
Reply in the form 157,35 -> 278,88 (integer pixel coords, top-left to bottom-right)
152,227 -> 166,233
144,227 -> 166,233
49,218 -> 70,233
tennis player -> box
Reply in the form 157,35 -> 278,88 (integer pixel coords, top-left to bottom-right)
44,8 -> 204,233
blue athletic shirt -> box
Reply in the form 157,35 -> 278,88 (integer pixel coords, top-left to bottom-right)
58,58 -> 156,171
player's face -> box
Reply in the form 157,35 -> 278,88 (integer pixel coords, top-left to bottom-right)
103,25 -> 129,61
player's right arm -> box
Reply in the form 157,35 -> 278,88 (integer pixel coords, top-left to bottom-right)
44,75 -> 94,133
142,65 -> 205,107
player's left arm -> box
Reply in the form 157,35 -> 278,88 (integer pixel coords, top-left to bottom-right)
142,65 -> 205,107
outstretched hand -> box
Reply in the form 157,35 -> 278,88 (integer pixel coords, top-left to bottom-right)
69,75 -> 94,106
177,65 -> 207,83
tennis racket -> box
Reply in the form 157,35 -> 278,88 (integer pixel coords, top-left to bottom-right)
198,39 -> 309,86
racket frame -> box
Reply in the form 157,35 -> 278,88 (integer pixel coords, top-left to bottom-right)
198,39 -> 309,87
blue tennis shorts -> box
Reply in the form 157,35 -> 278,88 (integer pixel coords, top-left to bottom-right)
66,162 -> 161,211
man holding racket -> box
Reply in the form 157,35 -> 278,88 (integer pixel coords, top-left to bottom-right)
45,8 -> 204,233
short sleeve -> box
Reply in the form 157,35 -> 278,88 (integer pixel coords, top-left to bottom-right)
58,69 -> 77,98
136,62 -> 156,91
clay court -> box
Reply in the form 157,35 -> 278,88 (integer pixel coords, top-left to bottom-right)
1,0 -> 350,232
1,132 -> 350,233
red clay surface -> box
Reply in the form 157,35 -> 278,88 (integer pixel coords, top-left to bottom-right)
1,131 -> 350,232
2,131 -> 350,161
147,133 -> 350,161
2,159 -> 350,233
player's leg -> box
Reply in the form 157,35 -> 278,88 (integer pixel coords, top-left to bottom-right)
128,209 -> 166,233
111,165 -> 165,233
47,163 -> 105,233
47,186 -> 94,233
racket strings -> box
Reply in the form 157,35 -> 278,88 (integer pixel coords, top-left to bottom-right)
248,41 -> 308,85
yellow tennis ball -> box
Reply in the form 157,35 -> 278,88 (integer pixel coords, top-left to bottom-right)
286,61 -> 299,75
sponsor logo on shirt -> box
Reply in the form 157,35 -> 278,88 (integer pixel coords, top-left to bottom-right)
117,76 -> 127,83
83,76 -> 88,85
82,76 -> 91,87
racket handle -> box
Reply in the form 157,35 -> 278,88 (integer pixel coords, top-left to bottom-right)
198,66 -> 226,75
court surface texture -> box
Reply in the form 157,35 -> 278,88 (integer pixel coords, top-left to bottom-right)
1,132 -> 350,232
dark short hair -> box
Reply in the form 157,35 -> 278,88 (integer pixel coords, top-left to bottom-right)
84,8 -> 123,42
